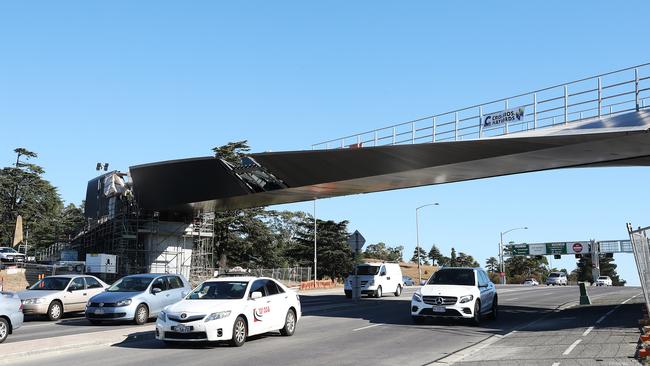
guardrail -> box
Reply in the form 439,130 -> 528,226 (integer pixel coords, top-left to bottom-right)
312,63 -> 650,150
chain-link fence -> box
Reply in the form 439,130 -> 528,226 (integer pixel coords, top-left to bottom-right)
247,267 -> 312,288
627,223 -> 650,312
188,267 -> 312,288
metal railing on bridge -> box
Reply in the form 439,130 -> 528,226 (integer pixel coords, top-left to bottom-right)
312,63 -> 650,150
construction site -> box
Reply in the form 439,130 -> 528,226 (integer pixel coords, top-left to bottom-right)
57,171 -> 218,283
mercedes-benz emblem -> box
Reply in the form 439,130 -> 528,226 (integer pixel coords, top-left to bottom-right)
99,303 -> 104,307
180,313 -> 187,319
435,297 -> 444,305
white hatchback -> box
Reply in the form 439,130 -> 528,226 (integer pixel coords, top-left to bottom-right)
411,268 -> 497,325
156,276 -> 301,347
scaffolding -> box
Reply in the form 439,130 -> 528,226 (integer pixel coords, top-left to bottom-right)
70,197 -> 159,281
186,212 -> 216,283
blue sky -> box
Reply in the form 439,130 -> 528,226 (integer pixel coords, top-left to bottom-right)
1,1 -> 648,284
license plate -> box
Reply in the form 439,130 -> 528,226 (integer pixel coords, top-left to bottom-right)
94,309 -> 105,315
431,306 -> 446,313
173,325 -> 192,333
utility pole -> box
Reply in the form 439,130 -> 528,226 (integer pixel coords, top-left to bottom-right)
313,199 -> 317,285
415,203 -> 439,285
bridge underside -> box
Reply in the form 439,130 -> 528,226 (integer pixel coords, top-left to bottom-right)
130,111 -> 650,214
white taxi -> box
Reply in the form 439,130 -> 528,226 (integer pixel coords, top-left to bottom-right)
156,276 -> 301,347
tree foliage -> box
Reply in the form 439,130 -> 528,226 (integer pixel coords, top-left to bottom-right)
410,247 -> 429,265
364,242 -> 403,261
0,148 -> 87,253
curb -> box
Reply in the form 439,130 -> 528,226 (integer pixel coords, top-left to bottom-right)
0,326 -> 155,364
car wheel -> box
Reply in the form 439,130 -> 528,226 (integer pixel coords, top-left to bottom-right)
280,309 -> 297,336
471,300 -> 481,326
375,286 -> 382,298
394,285 -> 402,297
47,301 -> 63,321
412,316 -> 425,324
0,318 -> 8,344
230,316 -> 247,347
134,304 -> 149,325
490,296 -> 498,319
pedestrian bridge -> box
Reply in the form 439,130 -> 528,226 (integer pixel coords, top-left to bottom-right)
130,64 -> 650,214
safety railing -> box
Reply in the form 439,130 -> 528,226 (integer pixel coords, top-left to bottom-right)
312,63 -> 650,150
628,223 -> 650,313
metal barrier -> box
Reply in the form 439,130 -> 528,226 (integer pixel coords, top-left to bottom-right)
313,63 -> 650,150
627,224 -> 650,312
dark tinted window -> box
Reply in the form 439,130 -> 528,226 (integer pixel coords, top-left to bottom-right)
69,277 -> 85,291
151,277 -> 167,291
356,265 -> 380,275
167,276 -> 183,289
478,271 -> 488,286
265,280 -> 284,295
188,281 -> 248,300
427,269 -> 476,286
30,277 -> 71,291
249,280 -> 267,297
85,277 -> 103,289
107,276 -> 153,292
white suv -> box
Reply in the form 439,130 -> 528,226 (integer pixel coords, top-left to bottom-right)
595,276 -> 612,286
411,268 -> 497,325
545,272 -> 568,286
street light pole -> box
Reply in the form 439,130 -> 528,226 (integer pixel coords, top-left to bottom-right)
313,198 -> 317,286
415,203 -> 439,285
500,226 -> 528,284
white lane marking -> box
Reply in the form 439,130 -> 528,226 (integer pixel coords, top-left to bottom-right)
622,293 -> 642,304
562,339 -> 582,355
352,323 -> 383,331
504,330 -> 517,338
582,326 -> 594,336
551,363 -> 561,366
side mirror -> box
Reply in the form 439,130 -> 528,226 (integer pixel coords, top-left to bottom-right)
152,287 -> 162,294
250,291 -> 263,300
419,280 -> 427,286
26,285 -> 30,290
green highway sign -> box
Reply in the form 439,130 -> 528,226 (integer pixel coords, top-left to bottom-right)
546,243 -> 568,255
507,244 -> 530,255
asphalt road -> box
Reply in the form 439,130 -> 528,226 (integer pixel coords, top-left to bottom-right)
6,285 -> 644,366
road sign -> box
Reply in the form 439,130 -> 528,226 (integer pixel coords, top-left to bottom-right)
546,243 -> 567,255
507,244 -> 529,255
572,242 -> 583,253
347,230 -> 366,252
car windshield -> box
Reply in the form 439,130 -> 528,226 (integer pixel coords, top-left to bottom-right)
107,277 -> 153,292
356,265 -> 380,275
427,269 -> 475,286
598,276 -> 608,280
0,248 -> 17,253
549,273 -> 560,277
30,277 -> 71,290
187,281 -> 248,300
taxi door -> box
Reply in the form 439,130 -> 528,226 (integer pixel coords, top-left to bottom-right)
247,280 -> 272,335
264,280 -> 287,330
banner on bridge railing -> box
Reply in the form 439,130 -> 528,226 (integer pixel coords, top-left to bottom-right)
483,106 -> 525,129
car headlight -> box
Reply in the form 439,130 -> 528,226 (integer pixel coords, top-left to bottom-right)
115,299 -> 132,307
23,298 -> 46,305
459,295 -> 474,303
157,311 -> 167,322
204,310 -> 231,322
412,293 -> 422,302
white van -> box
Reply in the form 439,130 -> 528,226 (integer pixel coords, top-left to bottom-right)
344,263 -> 403,298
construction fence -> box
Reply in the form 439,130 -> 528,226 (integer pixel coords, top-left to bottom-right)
628,224 -> 650,312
